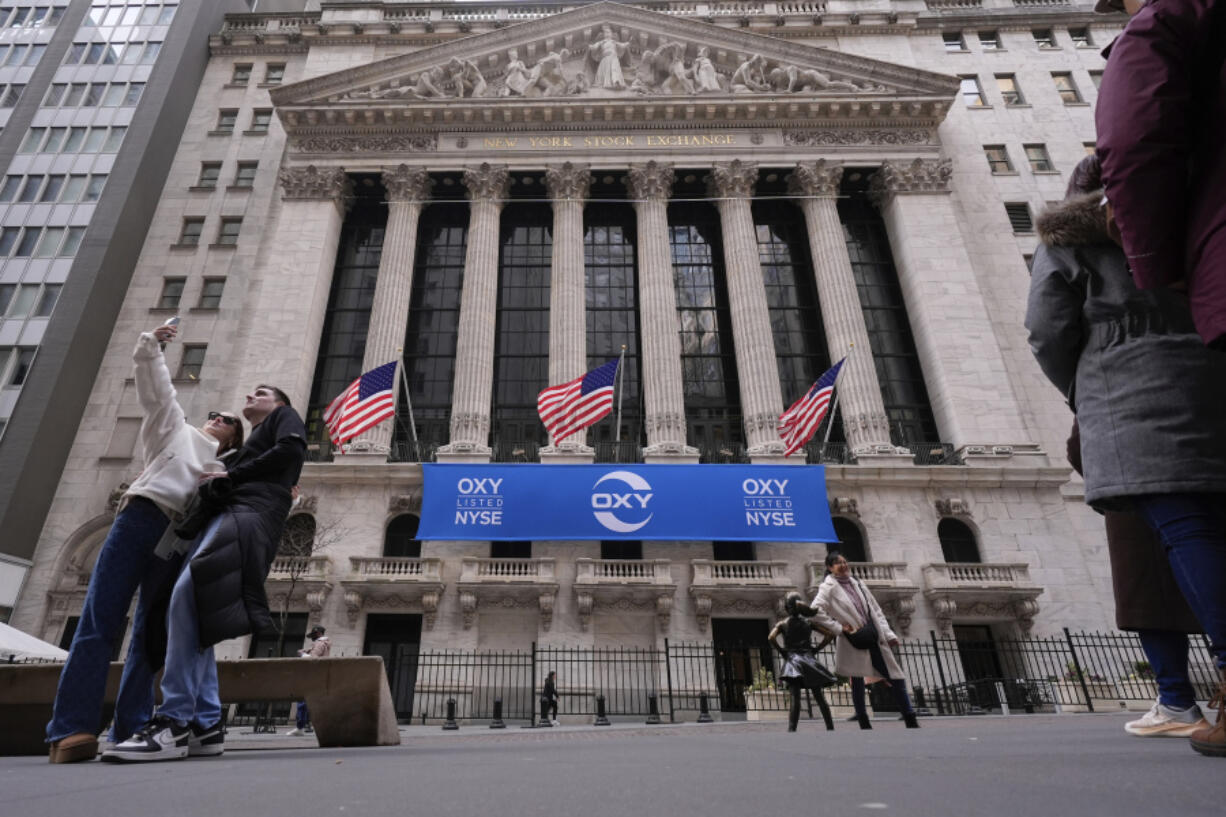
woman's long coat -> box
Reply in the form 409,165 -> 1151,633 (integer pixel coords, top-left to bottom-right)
809,574 -> 905,682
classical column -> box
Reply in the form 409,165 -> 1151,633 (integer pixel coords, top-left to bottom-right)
788,160 -> 898,457
868,159 -> 1037,462
709,160 -> 786,461
244,165 -> 350,409
437,163 -> 511,463
540,161 -> 593,462
627,161 -> 697,462
347,165 -> 432,458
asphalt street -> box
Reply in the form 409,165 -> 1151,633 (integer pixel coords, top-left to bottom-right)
2,714 -> 1218,817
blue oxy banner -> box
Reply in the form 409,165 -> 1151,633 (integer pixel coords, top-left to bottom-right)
418,463 -> 836,542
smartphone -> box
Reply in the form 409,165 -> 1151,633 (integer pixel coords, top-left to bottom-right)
166,315 -> 181,327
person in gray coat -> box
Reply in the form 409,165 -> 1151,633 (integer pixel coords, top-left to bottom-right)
1025,155 -> 1226,753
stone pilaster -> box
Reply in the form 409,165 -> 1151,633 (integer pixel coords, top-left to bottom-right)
437,163 -> 511,463
540,162 -> 594,462
868,159 -> 1039,462
788,160 -> 899,458
708,160 -> 787,461
347,165 -> 432,458
244,165 -> 351,409
627,161 -> 698,462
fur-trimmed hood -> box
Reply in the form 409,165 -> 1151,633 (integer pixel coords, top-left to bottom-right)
1036,190 -> 1111,246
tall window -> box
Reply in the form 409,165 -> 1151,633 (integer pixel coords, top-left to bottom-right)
492,202 -> 551,452
977,31 -> 1000,51
1052,72 -> 1082,104
838,181 -> 939,445
585,202 -> 642,449
307,179 -> 384,441
942,31 -> 966,52
830,518 -> 868,563
384,514 -> 421,558
669,193 -> 741,455
959,76 -> 986,108
983,145 -> 1013,174
1024,144 -> 1055,172
996,74 -> 1025,106
1032,29 -> 1056,49
938,518 -> 981,563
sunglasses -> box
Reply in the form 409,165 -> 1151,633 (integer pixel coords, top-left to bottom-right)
207,411 -> 240,427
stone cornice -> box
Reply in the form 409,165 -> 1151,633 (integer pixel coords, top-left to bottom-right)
278,164 -> 352,200
914,8 -> 1126,31
788,159 -> 844,198
868,158 -> 952,206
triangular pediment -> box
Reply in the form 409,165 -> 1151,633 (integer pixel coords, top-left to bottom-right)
272,2 -> 957,112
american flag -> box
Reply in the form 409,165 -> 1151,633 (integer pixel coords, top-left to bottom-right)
778,358 -> 845,457
323,361 -> 398,447
537,358 -> 620,444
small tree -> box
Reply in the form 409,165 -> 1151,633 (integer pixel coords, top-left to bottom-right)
271,514 -> 345,656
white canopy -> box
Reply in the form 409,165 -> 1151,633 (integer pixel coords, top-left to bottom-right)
0,621 -> 68,662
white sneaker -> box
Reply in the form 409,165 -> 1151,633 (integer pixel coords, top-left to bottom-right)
551,720 -> 560,727
101,716 -> 189,763
1124,701 -> 1209,737
285,728 -> 306,737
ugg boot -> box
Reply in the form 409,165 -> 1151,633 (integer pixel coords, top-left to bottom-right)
903,712 -> 920,729
49,733 -> 98,764
1190,670 -> 1226,758
857,712 -> 872,730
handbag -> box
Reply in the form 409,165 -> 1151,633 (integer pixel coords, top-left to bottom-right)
841,579 -> 880,650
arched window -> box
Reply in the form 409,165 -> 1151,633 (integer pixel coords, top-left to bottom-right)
600,540 -> 642,560
827,517 -> 868,563
278,514 -> 316,557
938,518 -> 981,563
384,514 -> 421,558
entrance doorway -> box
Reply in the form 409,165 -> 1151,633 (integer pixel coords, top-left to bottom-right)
363,614 -> 423,722
711,617 -> 771,712
954,624 -> 1006,711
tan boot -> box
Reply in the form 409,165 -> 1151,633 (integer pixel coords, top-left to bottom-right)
48,733 -> 99,764
1191,671 -> 1226,758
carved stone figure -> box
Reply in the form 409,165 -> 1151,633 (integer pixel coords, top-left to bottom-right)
502,49 -> 533,96
447,57 -> 487,98
780,64 -> 862,93
647,41 -> 692,95
533,49 -> 572,96
629,48 -> 657,94
730,54 -> 769,93
587,24 -> 631,89
692,46 -> 721,92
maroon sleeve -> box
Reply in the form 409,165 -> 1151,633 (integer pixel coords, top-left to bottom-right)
1095,0 -> 1220,289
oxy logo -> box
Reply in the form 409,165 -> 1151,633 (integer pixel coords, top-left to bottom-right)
454,476 -> 504,526
591,470 -> 654,533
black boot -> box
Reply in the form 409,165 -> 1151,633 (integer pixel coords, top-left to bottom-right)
857,712 -> 872,730
903,712 -> 920,729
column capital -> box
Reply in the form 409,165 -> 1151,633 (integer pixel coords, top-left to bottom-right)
462,162 -> 511,202
627,161 -> 674,201
382,164 -> 431,203
544,162 -> 591,202
868,158 -> 952,207
787,160 -> 844,198
278,165 -> 351,201
709,159 -> 759,199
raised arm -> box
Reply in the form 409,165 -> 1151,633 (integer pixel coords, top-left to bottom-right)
132,326 -> 186,464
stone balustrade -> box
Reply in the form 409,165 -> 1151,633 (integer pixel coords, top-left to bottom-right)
456,557 -> 560,631
922,561 -> 1042,637
460,556 -> 557,582
688,559 -> 794,632
692,559 -> 791,586
349,556 -> 443,581
575,558 -> 674,584
574,559 -> 677,632
268,555 -> 330,580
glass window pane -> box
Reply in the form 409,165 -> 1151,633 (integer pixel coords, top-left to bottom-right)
63,83 -> 85,106
0,227 -> 20,255
10,284 -> 39,315
82,127 -> 106,152
59,226 -> 85,256
140,42 -> 161,64
120,6 -> 140,25
61,175 -> 87,201
123,82 -> 143,105
19,127 -> 45,152
83,175 -> 106,201
5,44 -> 27,65
34,227 -> 64,257
14,228 -> 42,256
17,174 -> 43,202
43,83 -> 66,106
102,127 -> 125,152
65,42 -> 85,64
40,175 -> 65,202
0,284 -> 14,314
119,41 -> 140,63
101,82 -> 125,106
158,7 -> 175,24
82,83 -> 103,106
84,43 -> 104,64
0,176 -> 20,201
9,348 -> 35,386
62,126 -> 87,152
139,6 -> 158,25
26,43 -> 45,64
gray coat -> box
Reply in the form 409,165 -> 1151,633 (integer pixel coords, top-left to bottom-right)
1025,192 -> 1226,509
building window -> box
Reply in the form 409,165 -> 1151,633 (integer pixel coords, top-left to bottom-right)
102,126 -> 126,152
83,174 -> 106,201
176,345 -> 206,380
264,63 -> 285,84
996,74 -> 1025,105
13,227 -> 40,257
196,163 -> 221,189
34,227 -> 65,258
247,109 -> 272,134
158,278 -> 185,309
490,541 -> 532,559
600,540 -> 643,560
216,217 -> 242,246
829,518 -> 868,563
983,145 -> 1013,174
0,176 -> 18,201
1053,72 -> 1083,104
1089,70 -> 1103,89
713,541 -> 755,561
978,31 -> 1000,51
4,284 -> 38,317
34,284 -> 61,317
942,31 -> 966,52
231,63 -> 252,85
233,162 -> 258,188
60,227 -> 85,256
939,518 -> 981,563
1032,29 -> 1057,49
0,284 -> 13,314
177,218 -> 204,247
1005,203 -> 1034,234
214,109 -> 237,134
1084,141 -> 1097,156
0,83 -> 23,107
1024,144 -> 1055,172
7,348 -> 35,387
959,76 -> 986,108
1070,27 -> 1093,47
17,174 -> 44,202
0,227 -> 19,255
198,278 -> 225,309
123,82 -> 144,106
383,514 -> 421,558
39,175 -> 64,202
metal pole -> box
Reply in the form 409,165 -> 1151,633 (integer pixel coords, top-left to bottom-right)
930,630 -> 950,716
530,641 -> 538,727
1064,627 -> 1095,713
395,348 -> 420,459
664,638 -> 675,724
615,346 -> 626,444
818,346 -> 851,459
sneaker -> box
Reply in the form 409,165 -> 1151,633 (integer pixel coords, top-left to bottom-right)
285,728 -> 306,737
101,716 -> 189,763
1125,701 -> 1209,738
551,720 -> 560,727
188,721 -> 225,758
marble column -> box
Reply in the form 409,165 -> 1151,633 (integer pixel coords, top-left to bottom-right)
243,165 -> 351,410
437,163 -> 511,463
868,159 -> 1038,463
541,162 -> 594,461
627,161 -> 697,462
788,160 -> 899,458
708,160 -> 787,461
348,165 -> 432,458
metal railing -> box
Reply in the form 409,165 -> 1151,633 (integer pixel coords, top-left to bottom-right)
908,443 -> 962,466
593,440 -> 645,464
698,444 -> 749,464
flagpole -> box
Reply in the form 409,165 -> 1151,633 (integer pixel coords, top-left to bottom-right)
615,345 -> 626,445
395,347 -> 420,460
819,343 -> 853,459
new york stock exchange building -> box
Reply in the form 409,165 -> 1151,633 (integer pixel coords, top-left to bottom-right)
13,1 -> 1133,719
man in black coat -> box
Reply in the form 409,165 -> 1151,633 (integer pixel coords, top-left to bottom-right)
104,385 -> 306,763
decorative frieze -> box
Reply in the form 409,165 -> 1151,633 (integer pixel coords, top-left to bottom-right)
278,165 -> 351,200
935,497 -> 971,518
828,496 -> 859,517
291,133 -> 437,154
783,129 -> 932,147
868,158 -> 953,206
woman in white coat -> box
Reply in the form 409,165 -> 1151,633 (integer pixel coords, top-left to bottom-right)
810,551 -> 919,729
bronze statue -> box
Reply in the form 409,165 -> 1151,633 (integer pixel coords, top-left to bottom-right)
768,591 -> 838,732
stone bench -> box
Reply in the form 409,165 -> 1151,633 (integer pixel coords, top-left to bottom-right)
0,656 -> 400,756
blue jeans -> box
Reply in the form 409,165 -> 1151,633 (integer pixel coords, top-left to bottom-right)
296,701 -> 310,730
47,498 -> 172,743
851,676 -> 915,717
1136,629 -> 1197,710
1134,493 -> 1226,671
156,517 -> 222,728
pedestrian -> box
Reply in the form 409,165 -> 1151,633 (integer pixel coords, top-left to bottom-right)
542,671 -> 559,726
809,552 -> 919,729
767,591 -> 838,732
102,385 -> 307,762
1025,153 -> 1226,757
46,324 -> 243,764
287,626 -> 331,737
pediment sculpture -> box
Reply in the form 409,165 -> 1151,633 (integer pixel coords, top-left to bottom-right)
339,27 -> 886,102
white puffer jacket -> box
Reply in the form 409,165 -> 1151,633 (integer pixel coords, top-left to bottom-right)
121,331 -> 225,518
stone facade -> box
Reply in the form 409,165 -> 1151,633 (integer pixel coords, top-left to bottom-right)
11,2 -> 1125,664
